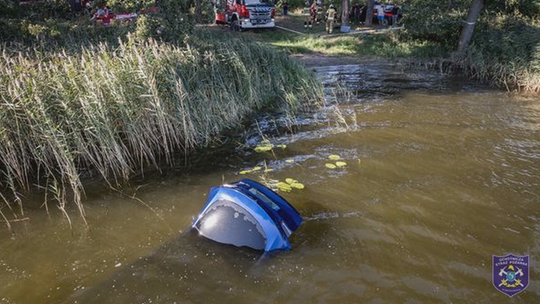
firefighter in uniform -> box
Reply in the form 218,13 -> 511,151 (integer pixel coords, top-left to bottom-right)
315,0 -> 324,24
302,2 -> 311,29
325,4 -> 337,34
303,2 -> 314,29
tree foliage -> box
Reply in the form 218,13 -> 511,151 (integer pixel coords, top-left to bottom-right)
106,0 -> 156,12
401,0 -> 540,49
401,0 -> 470,45
0,0 -> 196,44
134,0 -> 194,41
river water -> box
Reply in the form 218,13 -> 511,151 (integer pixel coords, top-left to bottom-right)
1,63 -> 539,303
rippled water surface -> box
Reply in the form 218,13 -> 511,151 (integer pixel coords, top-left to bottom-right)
1,63 -> 539,304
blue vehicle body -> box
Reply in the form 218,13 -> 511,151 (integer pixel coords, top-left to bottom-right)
191,179 -> 303,252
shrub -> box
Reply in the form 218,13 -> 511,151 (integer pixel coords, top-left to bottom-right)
400,0 -> 469,45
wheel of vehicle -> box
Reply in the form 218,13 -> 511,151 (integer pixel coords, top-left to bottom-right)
230,18 -> 242,31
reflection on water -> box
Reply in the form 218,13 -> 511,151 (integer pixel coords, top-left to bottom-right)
1,63 -> 540,303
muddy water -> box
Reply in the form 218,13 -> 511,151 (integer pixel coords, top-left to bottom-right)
1,63 -> 539,304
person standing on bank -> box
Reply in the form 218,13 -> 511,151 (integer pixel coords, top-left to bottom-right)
310,1 -> 317,26
377,4 -> 385,25
282,1 -> 288,16
325,4 -> 337,34
391,5 -> 399,25
303,2 -> 313,30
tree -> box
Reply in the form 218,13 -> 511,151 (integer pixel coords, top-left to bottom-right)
457,0 -> 483,52
195,0 -> 202,23
365,0 -> 374,26
341,0 -> 350,29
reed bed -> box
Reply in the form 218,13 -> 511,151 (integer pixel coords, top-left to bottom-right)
0,30 -> 323,224
448,53 -> 540,94
440,13 -> 540,94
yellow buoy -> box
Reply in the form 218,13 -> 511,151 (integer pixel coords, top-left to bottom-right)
291,182 -> 305,189
336,161 -> 347,167
277,182 -> 292,192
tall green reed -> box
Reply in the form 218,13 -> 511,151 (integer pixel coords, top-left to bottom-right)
0,30 -> 323,225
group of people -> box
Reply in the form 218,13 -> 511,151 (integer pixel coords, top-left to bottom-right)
301,0 -> 338,34
350,3 -> 401,25
298,2 -> 401,31
67,0 -> 96,14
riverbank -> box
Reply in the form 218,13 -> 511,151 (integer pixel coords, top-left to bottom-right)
248,10 -> 540,94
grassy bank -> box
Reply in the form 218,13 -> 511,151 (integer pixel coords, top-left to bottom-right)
260,4 -> 540,93
0,29 -> 323,224
399,1 -> 540,93
254,28 -> 448,59
447,14 -> 540,94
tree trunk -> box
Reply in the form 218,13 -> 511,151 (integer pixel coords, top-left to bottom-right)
365,0 -> 374,26
195,0 -> 202,23
457,0 -> 483,52
341,0 -> 350,27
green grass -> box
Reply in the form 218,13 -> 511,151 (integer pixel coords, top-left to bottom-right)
243,14 -> 449,58
0,29 -> 323,225
255,29 -> 449,58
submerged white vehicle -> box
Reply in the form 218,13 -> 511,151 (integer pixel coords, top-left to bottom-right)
191,179 -> 303,251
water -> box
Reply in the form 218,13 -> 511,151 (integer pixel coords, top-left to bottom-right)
1,63 -> 539,303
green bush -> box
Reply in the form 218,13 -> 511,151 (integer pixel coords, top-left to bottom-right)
131,0 -> 193,42
106,0 -> 156,12
397,0 -> 540,93
484,0 -> 540,18
473,12 -> 539,64
400,0 -> 469,45
451,13 -> 540,92
0,0 -> 195,46
2,0 -> 73,21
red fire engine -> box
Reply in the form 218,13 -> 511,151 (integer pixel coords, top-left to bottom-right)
214,0 -> 275,31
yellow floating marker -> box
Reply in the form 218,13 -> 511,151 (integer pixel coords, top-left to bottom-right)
336,161 -> 347,167
252,166 -> 262,171
329,155 -> 341,160
264,168 -> 274,173
276,144 -> 287,149
254,144 -> 274,153
290,182 -> 305,189
285,159 -> 294,163
277,182 -> 292,192
285,178 -> 296,184
239,170 -> 251,175
325,163 -> 337,169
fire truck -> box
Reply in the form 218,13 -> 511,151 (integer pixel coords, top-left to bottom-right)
214,0 -> 275,31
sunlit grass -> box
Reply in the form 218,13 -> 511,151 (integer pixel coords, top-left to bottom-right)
256,29 -> 449,58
